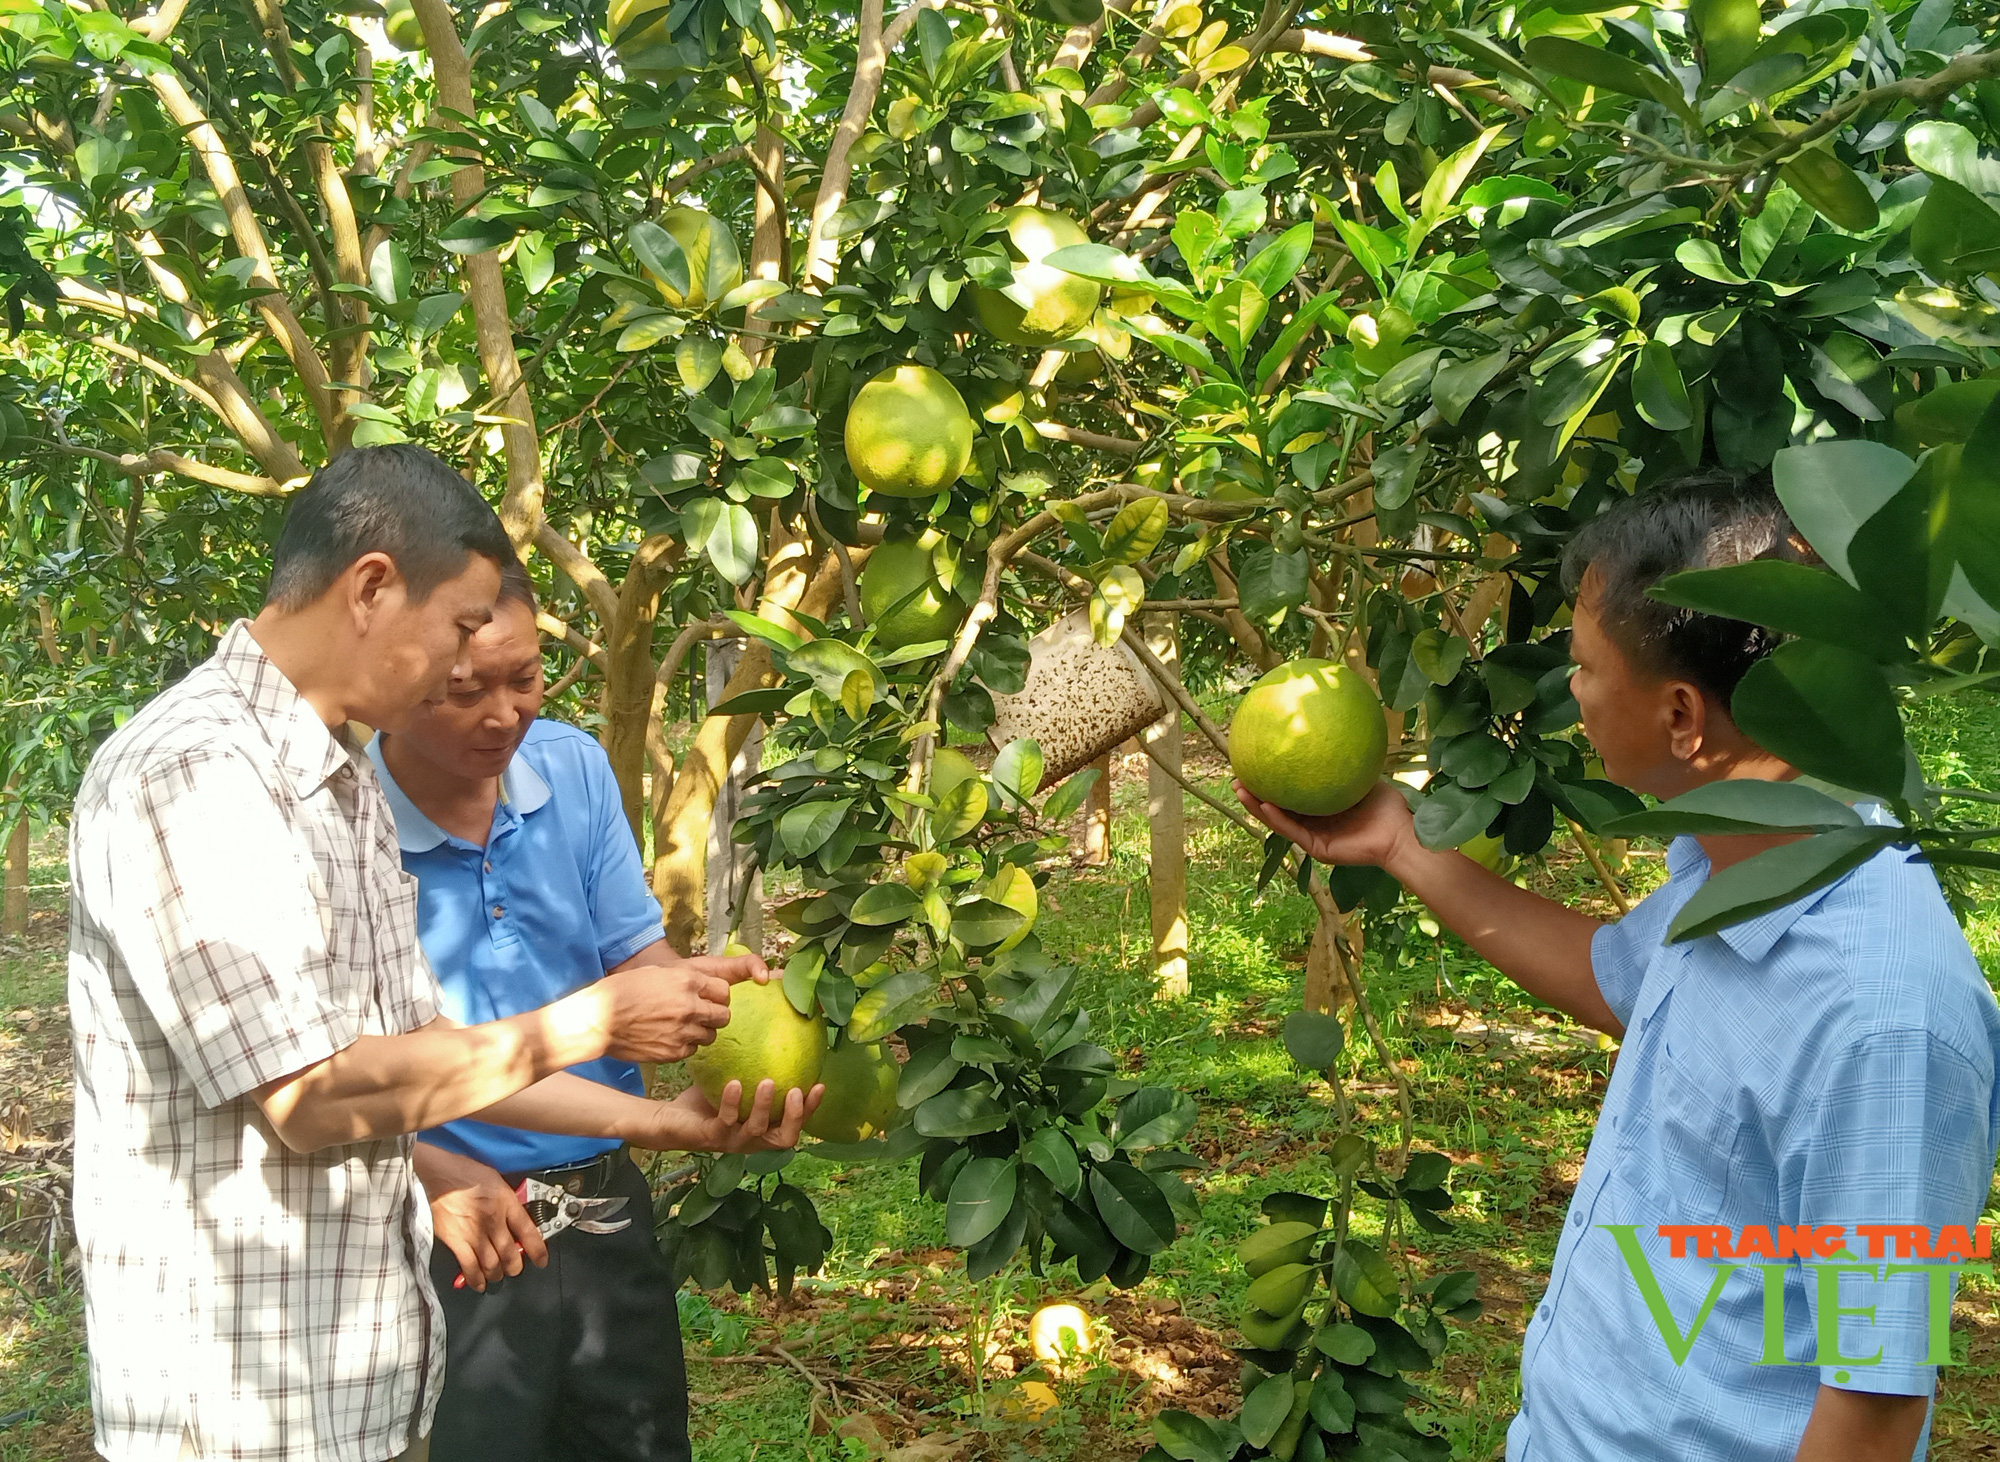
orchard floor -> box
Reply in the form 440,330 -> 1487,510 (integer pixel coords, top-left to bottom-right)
8,700 -> 2000,1460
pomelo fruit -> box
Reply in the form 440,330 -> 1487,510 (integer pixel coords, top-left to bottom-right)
930,747 -> 982,804
970,207 -> 1102,346
383,0 -> 425,50
860,532 -> 966,649
844,365 -> 974,498
1457,831 -> 1513,875
687,977 -> 826,1121
608,0 -> 672,62
642,206 -> 742,312
1028,1303 -> 1095,1363
803,1038 -> 903,1143
1228,658 -> 1387,818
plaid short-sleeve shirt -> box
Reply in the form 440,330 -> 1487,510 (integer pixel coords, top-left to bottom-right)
68,621 -> 445,1462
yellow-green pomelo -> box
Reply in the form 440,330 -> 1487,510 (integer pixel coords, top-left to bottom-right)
1228,658 -> 1387,818
971,207 -> 1102,346
641,206 -> 742,312
930,747 -> 982,804
803,1039 -> 903,1143
383,0 -> 425,50
844,365 -> 973,498
860,533 -> 966,649
687,977 -> 826,1120
1457,831 -> 1512,874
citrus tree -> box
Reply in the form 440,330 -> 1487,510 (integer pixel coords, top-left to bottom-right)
10,0 -> 2000,1449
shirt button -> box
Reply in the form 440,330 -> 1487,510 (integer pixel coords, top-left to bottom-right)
483,861 -> 493,873
492,905 -> 504,919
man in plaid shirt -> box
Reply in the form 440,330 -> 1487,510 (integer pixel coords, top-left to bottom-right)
68,446 -> 800,1462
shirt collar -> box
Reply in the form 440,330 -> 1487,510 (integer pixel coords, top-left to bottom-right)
212,619 -> 356,799
364,733 -> 552,852
1667,800 -> 1899,962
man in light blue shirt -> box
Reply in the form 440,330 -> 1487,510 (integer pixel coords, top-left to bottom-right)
369,558 -> 820,1462
1240,471 -> 2000,1461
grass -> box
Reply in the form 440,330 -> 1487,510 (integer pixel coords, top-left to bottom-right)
7,698 -> 2000,1459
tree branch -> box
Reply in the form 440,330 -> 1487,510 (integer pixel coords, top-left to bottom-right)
32,438 -> 289,495
535,523 -> 621,625
536,611 -> 607,666
1032,419 -> 1145,454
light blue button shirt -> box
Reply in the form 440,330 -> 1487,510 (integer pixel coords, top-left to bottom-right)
367,720 -> 667,1174
1510,811 -> 2000,1462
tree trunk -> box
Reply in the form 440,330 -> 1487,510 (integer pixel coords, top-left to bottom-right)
600,535 -> 683,842
652,538 -> 856,952
3,814 -> 28,937
1143,616 -> 1187,1000
1080,751 -> 1112,866
1207,552 -> 1279,670
703,641 -> 766,953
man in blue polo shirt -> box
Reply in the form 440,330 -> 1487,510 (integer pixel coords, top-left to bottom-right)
1240,472 -> 2000,1461
368,558 -> 821,1462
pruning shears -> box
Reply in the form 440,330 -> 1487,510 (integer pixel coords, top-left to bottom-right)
451,1178 -> 629,1289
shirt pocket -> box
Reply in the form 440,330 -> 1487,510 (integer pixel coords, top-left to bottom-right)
1646,998 -> 1747,1224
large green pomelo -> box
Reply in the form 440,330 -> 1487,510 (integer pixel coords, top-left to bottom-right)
861,534 -> 967,649
803,1040 -> 904,1143
641,206 -> 742,312
970,207 -> 1102,347
844,365 -> 974,498
383,0 -> 425,50
687,977 -> 826,1120
1457,830 -> 1513,874
1228,658 -> 1387,817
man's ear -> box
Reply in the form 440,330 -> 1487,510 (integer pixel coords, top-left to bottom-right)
343,551 -> 402,633
1662,678 -> 1710,763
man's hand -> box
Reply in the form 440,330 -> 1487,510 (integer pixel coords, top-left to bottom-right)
596,951 -> 767,1063
658,1079 -> 822,1154
1236,780 -> 1418,871
412,1141 -> 547,1294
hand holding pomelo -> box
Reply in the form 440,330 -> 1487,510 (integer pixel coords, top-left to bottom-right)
687,976 -> 826,1120
1228,658 -> 1387,817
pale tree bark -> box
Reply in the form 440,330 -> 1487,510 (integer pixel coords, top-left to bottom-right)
652,541 -> 861,952
1143,615 -> 1187,1000
1080,750 -> 1113,866
2,807 -> 27,938
410,0 -> 547,547
600,536 -> 684,840
1206,552 -> 1279,670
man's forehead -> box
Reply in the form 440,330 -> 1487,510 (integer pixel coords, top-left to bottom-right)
457,607 -> 540,673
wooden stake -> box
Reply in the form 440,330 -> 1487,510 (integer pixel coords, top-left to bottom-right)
1143,616 -> 1188,1000
1081,751 -> 1113,866
3,813 -> 27,937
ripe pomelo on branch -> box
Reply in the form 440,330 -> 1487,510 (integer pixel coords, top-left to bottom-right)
1457,830 -> 1513,875
803,1038 -> 904,1143
971,207 -> 1102,346
1229,658 -> 1388,818
860,531 -> 967,649
642,206 -> 742,312
844,364 -> 973,498
383,0 -> 424,50
687,977 -> 826,1121
606,0 -> 672,62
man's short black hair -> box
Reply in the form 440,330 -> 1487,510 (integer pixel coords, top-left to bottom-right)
1561,468 -> 1810,704
266,444 -> 513,610
496,554 -> 537,614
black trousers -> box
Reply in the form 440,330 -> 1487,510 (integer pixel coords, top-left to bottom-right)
426,1156 -> 692,1462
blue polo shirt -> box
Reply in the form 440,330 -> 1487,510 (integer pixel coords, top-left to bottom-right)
367,720 -> 666,1174
1510,808 -> 2000,1461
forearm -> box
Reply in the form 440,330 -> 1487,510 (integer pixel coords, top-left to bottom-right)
257,991 -> 616,1151
1383,843 -> 1617,1032
474,1071 -> 675,1146
1793,1385 -> 1928,1461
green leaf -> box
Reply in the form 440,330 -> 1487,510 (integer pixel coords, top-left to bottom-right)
1418,124 -> 1507,229
1730,642 -> 1908,799
1771,440 -> 1918,585
1631,342 -> 1692,430
681,499 -> 759,584
779,798 -> 853,859
1040,767 -> 1101,824
410,291 -> 465,337
1331,1240 -> 1400,1317
1240,1373 -> 1296,1449
1648,561 -> 1907,661
1101,498 -> 1170,565
723,609 -> 804,652
1205,279 -> 1269,365
676,336 -> 723,393
1675,239 -> 1751,286
1410,627 -> 1467,685
1690,0 -> 1761,82
1905,121 -> 2000,200
616,314 -> 682,352
897,1039 -> 962,1107
914,1085 -> 1010,1139
782,945 -> 824,1017
1700,52 -> 1809,126
1315,1322 -> 1376,1364
1602,778 -> 1862,838
1112,1086 -> 1198,1149
1950,394 -> 2000,609
1254,291 -> 1343,386
1025,1127 -> 1084,1199
1309,1369 -> 1357,1435
1432,350 -> 1509,426
949,896 -> 1028,949
439,213 -> 522,254
1152,1411 -> 1230,1462
1666,827 -> 1899,942
1238,222 -> 1315,299
1283,1010 -> 1345,1068
991,738 -> 1045,804
1042,242 -> 1158,287
1781,149 -> 1880,233
946,1156 -> 1019,1247
369,240 -> 412,305
1911,178 -> 2000,284
849,882 -> 922,925
933,777 -> 989,842
1088,1162 -> 1178,1254
789,640 -> 887,702
1523,35 -> 1688,116
848,969 -> 934,1044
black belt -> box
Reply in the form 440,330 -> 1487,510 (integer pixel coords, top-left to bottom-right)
502,1147 -> 628,1201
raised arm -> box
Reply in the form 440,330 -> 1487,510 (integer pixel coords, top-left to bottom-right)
1238,782 -> 1619,1034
